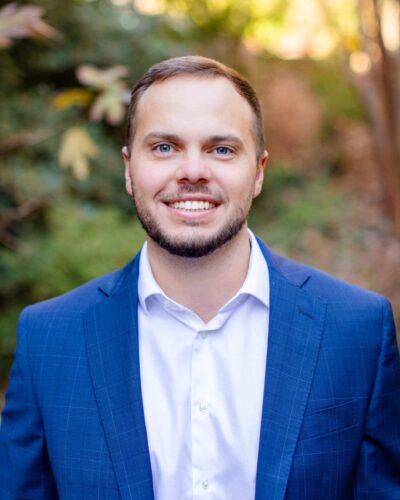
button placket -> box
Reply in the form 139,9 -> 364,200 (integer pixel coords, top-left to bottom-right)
191,330 -> 212,496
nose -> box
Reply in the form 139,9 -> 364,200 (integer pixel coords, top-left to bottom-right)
176,151 -> 211,184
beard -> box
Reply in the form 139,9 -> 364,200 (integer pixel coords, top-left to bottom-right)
131,182 -> 254,258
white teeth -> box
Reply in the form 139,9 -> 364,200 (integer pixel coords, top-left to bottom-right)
170,200 -> 216,210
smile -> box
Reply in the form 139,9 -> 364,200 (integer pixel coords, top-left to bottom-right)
168,200 -> 216,211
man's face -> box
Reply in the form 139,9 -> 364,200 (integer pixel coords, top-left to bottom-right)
123,76 -> 267,258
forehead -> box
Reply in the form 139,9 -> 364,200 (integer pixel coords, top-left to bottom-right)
133,75 -> 255,139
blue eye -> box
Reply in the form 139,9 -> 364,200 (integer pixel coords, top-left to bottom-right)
215,146 -> 232,155
155,143 -> 172,154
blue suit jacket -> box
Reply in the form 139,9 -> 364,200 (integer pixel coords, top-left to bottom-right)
1,239 -> 399,499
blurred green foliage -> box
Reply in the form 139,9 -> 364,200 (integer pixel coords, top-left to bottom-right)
250,166 -> 345,252
1,204 -> 145,300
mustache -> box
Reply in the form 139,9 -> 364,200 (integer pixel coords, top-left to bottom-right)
157,184 -> 226,203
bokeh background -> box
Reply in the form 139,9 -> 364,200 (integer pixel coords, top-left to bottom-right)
1,0 -> 400,410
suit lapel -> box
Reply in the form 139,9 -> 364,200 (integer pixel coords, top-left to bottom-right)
84,256 -> 154,500
255,242 -> 326,500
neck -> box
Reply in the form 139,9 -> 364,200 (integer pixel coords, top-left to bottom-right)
146,226 -> 251,323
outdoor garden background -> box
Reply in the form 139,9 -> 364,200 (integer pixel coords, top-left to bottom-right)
1,0 -> 400,410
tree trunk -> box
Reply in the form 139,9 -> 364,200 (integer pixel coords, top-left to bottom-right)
354,0 -> 400,233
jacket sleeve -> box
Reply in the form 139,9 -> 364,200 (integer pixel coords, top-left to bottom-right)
0,308 -> 57,499
353,299 -> 400,499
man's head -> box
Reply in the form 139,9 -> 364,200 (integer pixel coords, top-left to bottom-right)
123,56 -> 268,258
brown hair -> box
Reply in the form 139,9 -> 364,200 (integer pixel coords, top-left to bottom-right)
126,55 -> 265,160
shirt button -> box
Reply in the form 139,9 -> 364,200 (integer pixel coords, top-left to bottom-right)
199,401 -> 208,413
199,331 -> 207,339
202,479 -> 209,489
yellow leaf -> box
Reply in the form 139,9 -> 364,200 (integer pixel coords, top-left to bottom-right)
52,89 -> 93,110
58,127 -> 97,180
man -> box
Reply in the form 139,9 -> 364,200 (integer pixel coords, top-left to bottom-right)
0,56 -> 399,500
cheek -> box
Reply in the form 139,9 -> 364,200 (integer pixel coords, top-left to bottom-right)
224,172 -> 258,198
131,169 -> 167,200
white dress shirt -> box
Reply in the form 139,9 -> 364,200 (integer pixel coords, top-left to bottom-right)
138,230 -> 270,500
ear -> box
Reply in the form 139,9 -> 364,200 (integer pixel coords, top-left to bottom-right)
253,150 -> 268,198
122,146 -> 133,196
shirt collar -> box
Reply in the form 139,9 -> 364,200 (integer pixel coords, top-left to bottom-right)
138,229 -> 270,315
234,229 -> 269,308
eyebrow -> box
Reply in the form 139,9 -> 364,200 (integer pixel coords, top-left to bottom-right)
206,135 -> 244,148
143,132 -> 181,144
142,131 -> 244,148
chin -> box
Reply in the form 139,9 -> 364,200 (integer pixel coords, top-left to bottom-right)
151,223 -> 245,258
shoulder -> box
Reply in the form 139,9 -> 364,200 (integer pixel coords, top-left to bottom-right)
15,256 -> 140,357
257,239 -> 397,355
256,237 -> 390,312
19,255 -> 139,326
